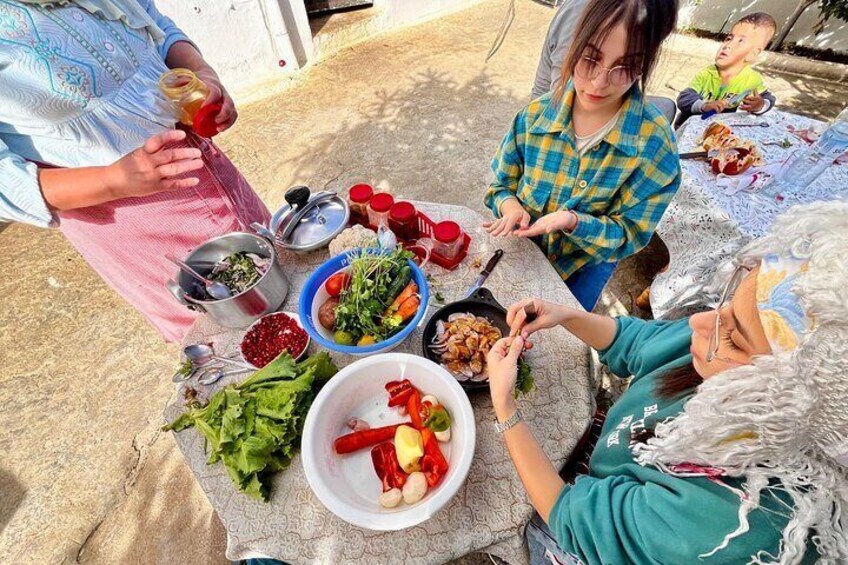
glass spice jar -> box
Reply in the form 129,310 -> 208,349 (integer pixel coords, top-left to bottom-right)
347,184 -> 373,226
388,201 -> 419,241
159,68 -> 210,127
367,192 -> 394,229
433,220 -> 464,261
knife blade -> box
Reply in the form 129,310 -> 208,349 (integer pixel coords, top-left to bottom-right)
465,249 -> 504,298
679,150 -> 709,160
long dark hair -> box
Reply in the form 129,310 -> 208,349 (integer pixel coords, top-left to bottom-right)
656,363 -> 702,399
630,364 -> 702,444
561,0 -> 679,92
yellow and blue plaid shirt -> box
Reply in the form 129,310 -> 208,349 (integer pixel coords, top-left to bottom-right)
485,81 -> 681,280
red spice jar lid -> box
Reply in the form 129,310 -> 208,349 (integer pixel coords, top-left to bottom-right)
389,201 -> 416,222
349,183 -> 374,203
193,101 -> 223,138
434,220 -> 461,243
369,192 -> 394,213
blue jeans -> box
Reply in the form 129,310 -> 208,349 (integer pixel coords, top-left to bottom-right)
565,261 -> 617,311
526,512 -> 585,565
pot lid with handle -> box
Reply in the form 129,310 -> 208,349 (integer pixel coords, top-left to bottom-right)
270,186 -> 350,252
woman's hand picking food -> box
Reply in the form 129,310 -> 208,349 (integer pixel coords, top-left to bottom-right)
483,198 -> 531,237
487,336 -> 523,419
106,130 -> 203,199
506,298 -> 571,342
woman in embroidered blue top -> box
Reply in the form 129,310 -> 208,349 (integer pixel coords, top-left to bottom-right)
484,0 -> 681,311
0,0 -> 270,341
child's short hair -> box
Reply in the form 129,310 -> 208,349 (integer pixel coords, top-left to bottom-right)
734,12 -> 778,42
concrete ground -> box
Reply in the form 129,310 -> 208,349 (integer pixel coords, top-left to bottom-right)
1,1 -> 847,563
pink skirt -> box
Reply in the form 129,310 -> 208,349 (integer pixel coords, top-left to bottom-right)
57,132 -> 271,342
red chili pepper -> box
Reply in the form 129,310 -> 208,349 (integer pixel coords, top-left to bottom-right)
334,424 -> 405,454
406,389 -> 426,429
420,428 -> 449,487
385,379 -> 414,407
371,442 -> 408,492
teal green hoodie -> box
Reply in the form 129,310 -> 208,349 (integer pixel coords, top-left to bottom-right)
548,317 -> 816,564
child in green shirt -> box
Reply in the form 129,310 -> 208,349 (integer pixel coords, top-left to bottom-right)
675,12 -> 778,128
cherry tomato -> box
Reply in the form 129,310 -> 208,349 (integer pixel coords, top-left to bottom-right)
325,272 -> 351,297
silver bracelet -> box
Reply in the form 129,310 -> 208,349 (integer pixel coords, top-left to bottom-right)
494,408 -> 523,434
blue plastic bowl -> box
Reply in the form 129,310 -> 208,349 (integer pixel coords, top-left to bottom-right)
298,249 -> 429,356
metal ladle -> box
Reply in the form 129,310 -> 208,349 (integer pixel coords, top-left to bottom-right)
183,343 -> 253,370
166,254 -> 232,300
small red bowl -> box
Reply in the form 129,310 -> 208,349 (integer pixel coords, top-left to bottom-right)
240,312 -> 310,368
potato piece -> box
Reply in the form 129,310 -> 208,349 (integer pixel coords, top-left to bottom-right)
379,487 -> 402,508
318,297 -> 339,330
402,472 -> 428,504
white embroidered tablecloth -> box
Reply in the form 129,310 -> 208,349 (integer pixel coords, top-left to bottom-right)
650,110 -> 848,318
164,202 -> 594,565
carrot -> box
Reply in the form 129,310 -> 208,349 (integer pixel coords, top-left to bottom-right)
384,282 -> 418,316
393,295 -> 420,322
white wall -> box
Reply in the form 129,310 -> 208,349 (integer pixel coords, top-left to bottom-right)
679,0 -> 848,53
155,0 -> 485,98
157,0 -> 302,97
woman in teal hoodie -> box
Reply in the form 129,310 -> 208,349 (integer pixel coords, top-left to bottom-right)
486,200 -> 848,564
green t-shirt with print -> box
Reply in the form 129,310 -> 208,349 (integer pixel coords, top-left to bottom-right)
691,64 -> 767,109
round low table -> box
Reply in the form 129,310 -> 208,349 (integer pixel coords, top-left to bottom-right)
164,201 -> 593,565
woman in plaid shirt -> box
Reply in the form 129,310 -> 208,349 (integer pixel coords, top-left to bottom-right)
485,0 -> 681,311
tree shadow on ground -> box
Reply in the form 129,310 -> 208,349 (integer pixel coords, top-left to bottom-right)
268,67 -> 526,212
0,467 -> 26,535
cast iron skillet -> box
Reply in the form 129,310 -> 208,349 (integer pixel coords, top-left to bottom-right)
422,287 -> 509,393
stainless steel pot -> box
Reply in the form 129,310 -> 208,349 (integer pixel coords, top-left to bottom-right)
166,232 -> 289,328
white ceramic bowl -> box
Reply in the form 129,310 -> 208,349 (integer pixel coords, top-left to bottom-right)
301,353 -> 476,531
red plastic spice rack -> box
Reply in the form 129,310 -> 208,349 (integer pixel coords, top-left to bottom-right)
409,213 -> 471,270
353,211 -> 471,271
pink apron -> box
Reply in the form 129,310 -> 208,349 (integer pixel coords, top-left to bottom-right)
57,132 -> 271,342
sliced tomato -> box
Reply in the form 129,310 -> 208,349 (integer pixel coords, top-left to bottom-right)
325,272 -> 351,297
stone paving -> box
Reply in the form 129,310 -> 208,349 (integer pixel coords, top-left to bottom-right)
1,1 -> 846,563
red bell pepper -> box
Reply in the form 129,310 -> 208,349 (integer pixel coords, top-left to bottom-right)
334,424 -> 405,454
420,428 -> 449,487
371,442 -> 408,492
385,379 -> 414,408
406,389 -> 429,429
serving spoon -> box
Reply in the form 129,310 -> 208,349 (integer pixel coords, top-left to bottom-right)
166,254 -> 232,300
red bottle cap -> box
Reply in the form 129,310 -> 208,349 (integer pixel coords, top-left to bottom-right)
369,192 -> 394,213
389,201 -> 416,222
434,221 -> 461,243
192,102 -> 223,138
349,184 -> 374,203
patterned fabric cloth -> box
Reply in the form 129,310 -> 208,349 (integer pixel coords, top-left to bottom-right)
0,0 -> 190,226
756,253 -> 810,353
484,80 -> 681,280
649,110 -> 848,319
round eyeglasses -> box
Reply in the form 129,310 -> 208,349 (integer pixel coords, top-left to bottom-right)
705,264 -> 753,364
574,57 -> 641,87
